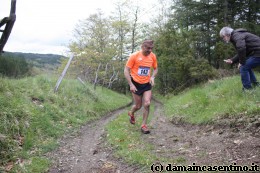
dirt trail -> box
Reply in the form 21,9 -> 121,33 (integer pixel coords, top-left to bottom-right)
145,101 -> 260,166
47,100 -> 260,173
47,104 -> 143,173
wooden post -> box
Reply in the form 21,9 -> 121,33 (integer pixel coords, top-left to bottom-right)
54,54 -> 74,93
77,76 -> 98,102
77,77 -> 86,86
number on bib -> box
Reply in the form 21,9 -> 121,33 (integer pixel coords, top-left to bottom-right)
138,66 -> 150,76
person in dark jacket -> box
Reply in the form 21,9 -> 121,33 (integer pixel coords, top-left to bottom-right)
220,26 -> 260,90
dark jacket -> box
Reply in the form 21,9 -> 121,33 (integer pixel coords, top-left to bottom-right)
230,29 -> 260,65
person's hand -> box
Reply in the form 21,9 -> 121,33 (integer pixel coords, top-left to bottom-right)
129,83 -> 137,93
150,77 -> 155,86
238,63 -> 242,69
223,59 -> 233,64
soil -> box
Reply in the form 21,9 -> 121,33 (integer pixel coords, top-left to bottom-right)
47,100 -> 260,173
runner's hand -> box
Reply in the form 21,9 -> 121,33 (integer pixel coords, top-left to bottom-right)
130,84 -> 137,93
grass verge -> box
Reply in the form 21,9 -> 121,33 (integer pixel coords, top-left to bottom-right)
105,103 -> 177,172
0,75 -> 131,173
164,75 -> 260,124
105,74 -> 260,172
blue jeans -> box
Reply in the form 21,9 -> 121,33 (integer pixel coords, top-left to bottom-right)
240,56 -> 260,89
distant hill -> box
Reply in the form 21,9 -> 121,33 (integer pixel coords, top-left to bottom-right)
2,52 -> 67,71
3,51 -> 65,65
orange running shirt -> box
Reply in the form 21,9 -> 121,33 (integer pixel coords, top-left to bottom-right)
126,50 -> 157,84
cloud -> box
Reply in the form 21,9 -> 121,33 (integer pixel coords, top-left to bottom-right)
0,0 -> 114,55
1,0 -> 159,55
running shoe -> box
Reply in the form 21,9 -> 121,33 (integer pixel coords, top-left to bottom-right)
128,111 -> 135,124
141,124 -> 150,134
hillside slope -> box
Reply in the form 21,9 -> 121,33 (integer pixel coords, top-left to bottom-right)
0,74 -> 259,172
102,75 -> 259,172
0,75 -> 131,172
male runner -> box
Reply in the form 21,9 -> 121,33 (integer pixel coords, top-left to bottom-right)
124,39 -> 158,134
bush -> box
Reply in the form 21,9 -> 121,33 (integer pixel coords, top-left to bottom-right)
0,54 -> 31,78
156,55 -> 218,95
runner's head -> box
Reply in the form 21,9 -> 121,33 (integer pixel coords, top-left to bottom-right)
141,39 -> 154,56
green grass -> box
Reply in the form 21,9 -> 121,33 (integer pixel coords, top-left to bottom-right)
0,75 -> 131,173
105,74 -> 260,171
164,75 -> 260,124
106,113 -> 156,165
1,73 -> 259,172
105,104 -> 180,172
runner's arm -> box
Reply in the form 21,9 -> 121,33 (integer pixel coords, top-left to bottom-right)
151,68 -> 158,78
150,68 -> 158,86
124,66 -> 137,92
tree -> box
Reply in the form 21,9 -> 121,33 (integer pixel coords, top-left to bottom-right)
0,54 -> 30,77
169,0 -> 260,67
0,0 -> 16,54
68,1 -> 151,93
68,11 -> 115,88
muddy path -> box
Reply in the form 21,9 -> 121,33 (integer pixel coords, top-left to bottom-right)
145,101 -> 259,168
47,100 -> 260,173
47,103 -> 144,173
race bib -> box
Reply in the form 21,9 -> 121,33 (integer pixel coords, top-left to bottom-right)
138,66 -> 150,76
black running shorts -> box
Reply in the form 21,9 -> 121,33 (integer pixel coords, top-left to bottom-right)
131,78 -> 152,96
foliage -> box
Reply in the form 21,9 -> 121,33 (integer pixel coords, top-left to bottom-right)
154,28 -> 218,95
168,0 -> 260,68
0,54 -> 31,77
149,0 -> 259,94
1,52 -> 65,77
63,0 -> 258,95
68,11 -> 125,91
3,52 -> 63,67
67,2 -> 150,93
0,75 -> 131,172
213,41 -> 235,68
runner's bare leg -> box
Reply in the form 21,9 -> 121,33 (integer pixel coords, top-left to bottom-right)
130,93 -> 142,115
142,90 -> 152,125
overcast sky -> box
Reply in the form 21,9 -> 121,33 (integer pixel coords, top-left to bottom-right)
0,0 -> 158,55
